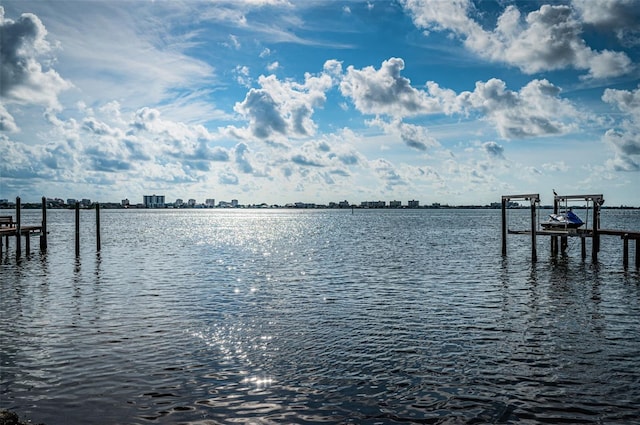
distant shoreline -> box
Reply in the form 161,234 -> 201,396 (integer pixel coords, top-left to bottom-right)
2,204 -> 639,210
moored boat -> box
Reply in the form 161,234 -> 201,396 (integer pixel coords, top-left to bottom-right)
541,210 -> 584,230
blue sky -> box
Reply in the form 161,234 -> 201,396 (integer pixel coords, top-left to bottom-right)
1,0 -> 639,206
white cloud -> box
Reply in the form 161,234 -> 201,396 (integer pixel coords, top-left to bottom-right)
573,0 -> 640,45
260,47 -> 272,58
0,6 -> 72,110
542,161 -> 569,172
458,78 -> 581,139
340,58 -> 442,117
234,71 -> 333,139
228,34 -> 241,49
401,0 -> 633,78
0,103 -> 19,132
602,85 -> 640,171
234,65 -> 252,87
338,59 -> 582,140
482,141 -> 504,159
368,117 -> 440,151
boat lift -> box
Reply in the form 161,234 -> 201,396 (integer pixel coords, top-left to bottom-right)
502,192 -> 639,267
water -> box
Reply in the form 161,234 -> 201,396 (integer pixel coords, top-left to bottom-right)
1,208 -> 639,424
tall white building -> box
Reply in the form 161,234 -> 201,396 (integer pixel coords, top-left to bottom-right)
143,194 -> 165,208
205,198 -> 215,208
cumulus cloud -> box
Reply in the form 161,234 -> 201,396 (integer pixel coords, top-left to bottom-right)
234,72 -> 333,139
368,117 -> 440,151
219,172 -> 239,185
0,6 -> 72,113
338,59 -> 581,140
235,143 -> 254,173
371,158 -> 408,189
401,0 -> 633,78
602,85 -> 640,171
234,65 -> 252,87
340,58 -> 442,117
0,103 -> 19,132
2,101 -> 239,195
482,141 -> 504,159
573,0 -> 640,45
458,78 -> 581,139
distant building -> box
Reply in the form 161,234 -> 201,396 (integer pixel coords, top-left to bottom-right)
187,199 -> 196,207
205,198 -> 215,208
231,199 -> 239,208
143,194 -> 165,208
121,198 -> 130,207
67,198 -> 77,206
175,199 -> 184,207
389,200 -> 401,208
338,200 -> 350,208
408,200 -> 419,208
361,201 -> 385,208
81,198 -> 92,207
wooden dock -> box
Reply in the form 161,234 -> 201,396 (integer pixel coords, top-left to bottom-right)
1,196 -> 102,260
502,192 -> 639,268
0,196 -> 47,258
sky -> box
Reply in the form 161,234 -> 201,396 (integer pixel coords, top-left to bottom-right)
1,0 -> 639,207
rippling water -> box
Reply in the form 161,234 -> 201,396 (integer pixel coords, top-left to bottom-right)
1,208 -> 639,424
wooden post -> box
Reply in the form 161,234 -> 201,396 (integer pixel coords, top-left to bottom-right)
501,197 -> 507,256
25,229 -> 30,256
561,236 -> 568,253
636,239 -> 639,269
551,197 -> 558,256
581,236 -> 586,260
592,202 -> 599,262
530,199 -> 537,262
623,235 -> 629,268
41,196 -> 47,252
16,197 -> 21,259
75,202 -> 80,257
96,202 -> 101,252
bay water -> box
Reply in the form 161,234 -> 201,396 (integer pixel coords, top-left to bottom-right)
1,208 -> 639,424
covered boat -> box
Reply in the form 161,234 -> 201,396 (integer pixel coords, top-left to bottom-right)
541,210 -> 584,230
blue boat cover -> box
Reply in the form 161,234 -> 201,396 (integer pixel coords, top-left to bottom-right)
566,210 -> 584,225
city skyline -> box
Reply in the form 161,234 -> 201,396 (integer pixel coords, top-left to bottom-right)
2,1 -> 639,207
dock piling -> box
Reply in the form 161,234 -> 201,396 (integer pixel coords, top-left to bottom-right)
501,193 -> 539,262
41,196 -> 47,252
501,198 -> 507,256
75,202 -> 80,257
592,202 -> 600,262
16,197 -> 21,259
551,198 -> 558,256
96,202 -> 101,252
530,200 -> 537,262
